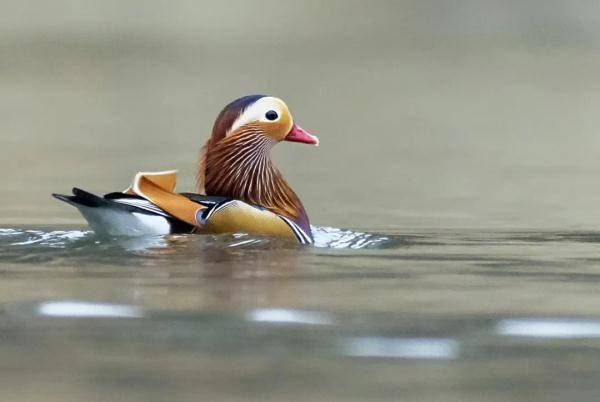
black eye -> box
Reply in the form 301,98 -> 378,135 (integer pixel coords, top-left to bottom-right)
265,110 -> 278,121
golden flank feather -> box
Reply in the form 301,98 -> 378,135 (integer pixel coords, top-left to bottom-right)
193,200 -> 297,240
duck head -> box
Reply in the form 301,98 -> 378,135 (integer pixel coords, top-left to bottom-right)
210,95 -> 318,145
198,95 -> 318,233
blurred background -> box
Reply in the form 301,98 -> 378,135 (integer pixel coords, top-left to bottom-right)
4,0 -> 600,229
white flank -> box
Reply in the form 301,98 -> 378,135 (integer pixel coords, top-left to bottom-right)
75,206 -> 171,237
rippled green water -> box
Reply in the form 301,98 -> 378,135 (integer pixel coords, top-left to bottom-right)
2,227 -> 600,401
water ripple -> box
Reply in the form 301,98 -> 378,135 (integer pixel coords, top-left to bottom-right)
311,226 -> 391,249
341,337 -> 460,359
246,308 -> 334,325
38,300 -> 144,318
497,318 -> 600,339
0,225 -> 394,253
2,228 -> 89,248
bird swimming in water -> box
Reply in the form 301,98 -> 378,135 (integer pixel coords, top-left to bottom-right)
53,95 -> 319,244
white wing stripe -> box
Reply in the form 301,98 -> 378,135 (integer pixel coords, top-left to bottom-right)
279,216 -> 312,245
201,200 -> 237,223
112,198 -> 170,217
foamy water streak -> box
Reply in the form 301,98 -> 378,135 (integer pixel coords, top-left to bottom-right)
1,228 -> 89,248
311,226 -> 390,249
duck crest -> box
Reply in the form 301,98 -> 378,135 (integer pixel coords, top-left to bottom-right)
198,127 -> 310,233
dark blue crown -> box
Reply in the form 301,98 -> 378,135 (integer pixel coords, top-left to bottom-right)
223,94 -> 267,115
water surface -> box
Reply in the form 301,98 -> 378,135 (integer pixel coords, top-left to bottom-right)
1,226 -> 600,401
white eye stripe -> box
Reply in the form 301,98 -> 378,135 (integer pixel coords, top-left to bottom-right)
226,97 -> 284,136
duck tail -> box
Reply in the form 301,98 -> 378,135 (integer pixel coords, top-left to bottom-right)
52,187 -> 109,208
52,188 -> 181,237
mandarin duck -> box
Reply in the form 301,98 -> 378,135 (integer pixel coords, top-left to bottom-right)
53,95 -> 319,244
